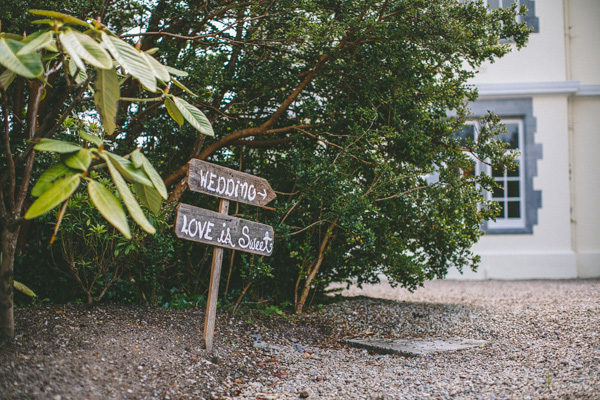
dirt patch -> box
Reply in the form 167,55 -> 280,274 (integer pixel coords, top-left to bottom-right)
0,304 -> 339,399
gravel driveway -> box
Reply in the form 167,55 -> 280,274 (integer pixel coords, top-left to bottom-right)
1,279 -> 599,399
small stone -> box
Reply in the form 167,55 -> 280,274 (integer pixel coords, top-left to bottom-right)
299,390 -> 310,398
294,344 -> 304,352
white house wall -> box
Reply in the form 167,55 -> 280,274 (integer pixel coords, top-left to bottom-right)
447,0 -> 600,280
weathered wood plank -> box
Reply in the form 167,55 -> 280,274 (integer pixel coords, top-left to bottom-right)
187,159 -> 276,207
174,203 -> 274,256
204,199 -> 229,353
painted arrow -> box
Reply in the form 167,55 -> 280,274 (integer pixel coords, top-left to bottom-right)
187,159 -> 276,207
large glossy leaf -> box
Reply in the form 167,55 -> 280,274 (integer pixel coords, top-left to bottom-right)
165,65 -> 188,77
29,10 -> 92,28
101,32 -> 156,92
67,58 -> 87,84
63,148 -> 92,171
95,67 -> 120,135
172,96 -> 214,137
0,68 -> 16,90
171,77 -> 197,97
78,130 -> 103,146
17,31 -> 53,55
59,29 -> 112,70
0,38 -> 44,79
88,180 -> 131,239
164,96 -> 184,126
31,163 -> 73,197
143,52 -> 170,82
141,156 -> 168,200
34,138 -> 81,153
25,174 -> 81,219
14,281 -> 37,297
104,157 -> 156,234
133,182 -> 162,215
105,152 -> 153,186
130,148 -> 144,168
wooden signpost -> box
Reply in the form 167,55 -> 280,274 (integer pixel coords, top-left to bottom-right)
174,159 -> 276,353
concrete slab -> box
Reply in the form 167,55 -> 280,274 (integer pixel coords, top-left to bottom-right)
346,337 -> 488,357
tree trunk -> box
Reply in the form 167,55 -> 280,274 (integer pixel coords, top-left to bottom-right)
295,217 -> 338,314
0,226 -> 20,342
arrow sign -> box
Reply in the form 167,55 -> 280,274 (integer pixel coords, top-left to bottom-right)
175,203 -> 274,256
187,159 -> 276,207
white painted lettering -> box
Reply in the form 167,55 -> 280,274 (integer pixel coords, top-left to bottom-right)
239,182 -> 248,199
217,176 -> 226,195
205,222 -> 214,240
225,179 -> 235,197
181,215 -> 189,235
238,226 -> 250,249
188,218 -> 198,237
199,170 -> 209,188
248,185 -> 256,201
207,172 -> 217,191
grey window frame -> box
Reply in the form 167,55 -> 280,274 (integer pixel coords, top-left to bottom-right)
468,98 -> 542,234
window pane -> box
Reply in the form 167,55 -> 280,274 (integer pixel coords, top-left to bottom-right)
507,201 -> 520,218
496,201 -> 506,218
493,183 -> 504,198
455,125 -> 475,147
507,165 -> 520,177
488,0 -> 500,9
507,181 -> 520,197
492,166 -> 504,177
499,123 -> 520,150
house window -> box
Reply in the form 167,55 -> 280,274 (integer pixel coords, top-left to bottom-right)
485,0 -> 539,33
461,98 -> 542,234
457,120 -> 526,230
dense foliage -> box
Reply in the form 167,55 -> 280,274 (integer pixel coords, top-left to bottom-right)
2,0 -> 530,322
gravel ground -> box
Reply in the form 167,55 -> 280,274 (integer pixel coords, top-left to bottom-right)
1,279 -> 599,399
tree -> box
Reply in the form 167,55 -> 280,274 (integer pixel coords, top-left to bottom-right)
120,0 -> 528,312
1,0 -> 531,323
0,9 -> 213,341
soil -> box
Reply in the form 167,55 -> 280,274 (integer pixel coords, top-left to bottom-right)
0,304 -> 340,400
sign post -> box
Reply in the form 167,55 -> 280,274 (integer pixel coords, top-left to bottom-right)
174,159 -> 276,353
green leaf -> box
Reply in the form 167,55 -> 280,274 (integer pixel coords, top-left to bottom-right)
143,52 -> 170,82
78,130 -> 103,146
67,58 -> 88,84
34,138 -> 81,153
104,152 -> 153,186
94,67 -> 120,135
31,163 -> 73,197
0,38 -> 44,79
164,96 -> 184,125
130,148 -> 144,168
133,182 -> 162,215
141,156 -> 168,200
172,96 -> 214,136
25,174 -> 81,219
14,280 -> 37,297
87,180 -> 131,239
101,32 -> 156,92
0,68 -> 16,90
104,157 -> 156,234
29,10 -> 92,28
165,65 -> 188,77
63,148 -> 92,171
17,31 -> 54,55
171,76 -> 197,97
59,29 -> 112,70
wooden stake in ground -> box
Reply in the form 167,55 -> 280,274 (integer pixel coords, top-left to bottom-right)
204,199 -> 229,353
174,159 -> 276,354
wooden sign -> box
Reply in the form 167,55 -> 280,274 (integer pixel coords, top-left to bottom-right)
176,159 -> 276,353
174,203 -> 274,256
187,159 -> 276,207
